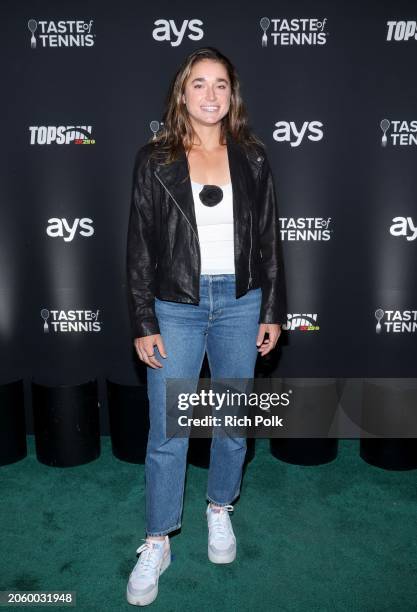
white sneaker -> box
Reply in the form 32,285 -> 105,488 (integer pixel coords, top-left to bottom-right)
206,503 -> 236,563
126,536 -> 171,606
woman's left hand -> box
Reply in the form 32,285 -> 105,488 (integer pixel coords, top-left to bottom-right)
256,323 -> 282,356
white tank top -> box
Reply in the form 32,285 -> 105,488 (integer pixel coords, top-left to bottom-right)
191,181 -> 235,274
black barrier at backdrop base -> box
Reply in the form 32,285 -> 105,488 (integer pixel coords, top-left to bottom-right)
1,377 -> 417,470
0,380 -> 27,466
32,379 -> 100,467
360,439 -> 417,471
106,379 -> 150,464
270,438 -> 339,466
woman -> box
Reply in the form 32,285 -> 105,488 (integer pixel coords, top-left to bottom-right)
126,46 -> 286,606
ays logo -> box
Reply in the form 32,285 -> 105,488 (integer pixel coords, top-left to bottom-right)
152,19 -> 204,46
273,121 -> 324,147
390,217 -> 417,241
46,218 -> 94,242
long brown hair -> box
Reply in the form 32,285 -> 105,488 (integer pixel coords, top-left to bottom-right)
148,46 -> 265,165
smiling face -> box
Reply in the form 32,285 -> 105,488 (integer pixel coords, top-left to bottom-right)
181,59 -> 232,129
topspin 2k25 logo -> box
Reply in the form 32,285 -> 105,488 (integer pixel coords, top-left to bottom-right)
386,21 -> 417,41
29,126 -> 95,145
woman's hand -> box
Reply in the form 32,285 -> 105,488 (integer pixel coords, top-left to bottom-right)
256,323 -> 282,356
134,334 -> 167,369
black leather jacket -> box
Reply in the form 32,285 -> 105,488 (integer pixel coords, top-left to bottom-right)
126,132 -> 287,339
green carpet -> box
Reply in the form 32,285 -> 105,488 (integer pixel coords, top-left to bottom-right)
1,437 -> 416,611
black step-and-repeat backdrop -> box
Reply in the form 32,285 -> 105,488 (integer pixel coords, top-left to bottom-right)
2,1 -> 416,434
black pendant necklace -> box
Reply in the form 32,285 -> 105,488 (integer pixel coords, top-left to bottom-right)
198,185 -> 223,207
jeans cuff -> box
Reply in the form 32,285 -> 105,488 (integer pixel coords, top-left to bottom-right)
206,493 -> 238,507
146,520 -> 181,537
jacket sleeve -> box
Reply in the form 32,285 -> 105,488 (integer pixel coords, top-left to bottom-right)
126,145 -> 160,339
257,152 -> 287,326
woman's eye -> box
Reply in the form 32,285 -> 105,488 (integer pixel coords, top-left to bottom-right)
193,84 -> 228,89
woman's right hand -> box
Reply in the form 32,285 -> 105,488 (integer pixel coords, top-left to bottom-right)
133,334 -> 167,369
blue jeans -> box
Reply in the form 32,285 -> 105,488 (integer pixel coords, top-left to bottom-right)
145,274 -> 262,536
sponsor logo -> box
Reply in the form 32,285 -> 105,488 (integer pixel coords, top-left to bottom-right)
40,309 -> 102,333
389,217 -> 417,241
29,126 -> 95,145
28,19 -> 95,48
380,119 -> 417,146
280,217 -> 332,241
46,218 -> 94,242
260,17 -> 328,47
386,21 -> 417,41
375,309 -> 417,333
273,121 -> 324,146
283,314 -> 320,331
152,19 -> 204,46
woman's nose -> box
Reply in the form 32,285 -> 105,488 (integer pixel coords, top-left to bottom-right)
205,88 -> 216,101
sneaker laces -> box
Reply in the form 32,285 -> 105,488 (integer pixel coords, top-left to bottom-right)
133,539 -> 165,577
208,504 -> 234,541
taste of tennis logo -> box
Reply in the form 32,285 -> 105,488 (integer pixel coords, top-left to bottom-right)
259,17 -> 328,47
380,119 -> 417,146
375,309 -> 417,333
280,217 -> 332,241
40,309 -> 101,333
27,19 -> 95,48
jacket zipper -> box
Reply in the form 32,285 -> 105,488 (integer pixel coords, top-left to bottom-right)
248,154 -> 263,289
248,209 -> 252,289
154,170 -> 201,297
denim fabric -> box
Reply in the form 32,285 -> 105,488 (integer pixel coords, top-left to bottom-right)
144,274 -> 262,536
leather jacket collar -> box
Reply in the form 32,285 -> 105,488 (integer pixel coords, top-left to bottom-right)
153,132 -> 263,242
